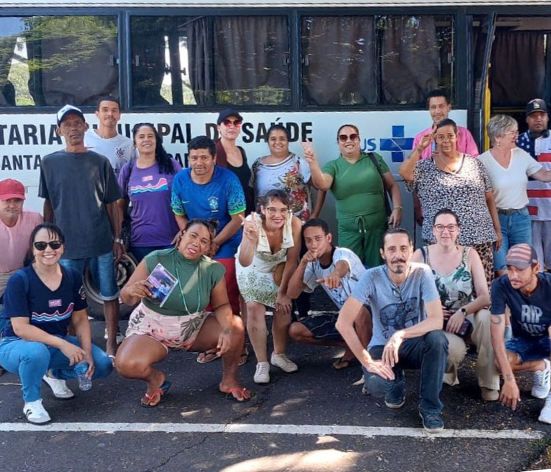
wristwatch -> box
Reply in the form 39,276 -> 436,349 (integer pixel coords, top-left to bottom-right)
459,307 -> 468,316
114,238 -> 124,244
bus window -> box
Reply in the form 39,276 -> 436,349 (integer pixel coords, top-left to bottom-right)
0,16 -> 118,107
130,16 -> 290,107
301,15 -> 453,106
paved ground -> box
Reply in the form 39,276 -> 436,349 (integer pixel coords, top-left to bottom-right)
1,289 -> 551,472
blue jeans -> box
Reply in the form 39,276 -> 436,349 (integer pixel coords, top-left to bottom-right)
131,245 -> 173,263
0,335 -> 113,402
365,331 -> 448,414
494,208 -> 533,271
61,252 -> 119,301
506,336 -> 551,362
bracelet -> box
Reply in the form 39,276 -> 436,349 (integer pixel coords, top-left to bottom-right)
393,206 -> 402,210
114,238 -> 124,244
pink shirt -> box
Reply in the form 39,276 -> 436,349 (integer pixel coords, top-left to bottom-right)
0,211 -> 43,272
413,125 -> 479,160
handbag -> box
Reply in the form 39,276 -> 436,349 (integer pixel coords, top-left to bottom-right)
367,152 -> 392,217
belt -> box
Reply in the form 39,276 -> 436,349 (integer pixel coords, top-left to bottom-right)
497,207 -> 526,215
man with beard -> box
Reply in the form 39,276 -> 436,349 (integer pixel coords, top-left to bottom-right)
336,228 -> 448,432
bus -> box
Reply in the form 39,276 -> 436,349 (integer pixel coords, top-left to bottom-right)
1,0 -> 550,300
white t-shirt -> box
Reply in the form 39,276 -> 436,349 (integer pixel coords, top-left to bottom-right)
479,147 -> 542,209
85,130 -> 135,176
303,246 -> 366,309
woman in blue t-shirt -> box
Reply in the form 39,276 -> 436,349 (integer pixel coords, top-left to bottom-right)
0,223 -> 113,425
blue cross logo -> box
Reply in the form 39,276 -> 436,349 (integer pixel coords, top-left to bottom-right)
380,126 -> 414,162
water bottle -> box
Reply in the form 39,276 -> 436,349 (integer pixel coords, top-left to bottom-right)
74,361 -> 92,391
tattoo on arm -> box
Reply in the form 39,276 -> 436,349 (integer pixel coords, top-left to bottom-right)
491,316 -> 504,325
222,328 -> 231,335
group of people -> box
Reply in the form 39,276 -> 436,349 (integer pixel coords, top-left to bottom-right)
1,92 -> 551,434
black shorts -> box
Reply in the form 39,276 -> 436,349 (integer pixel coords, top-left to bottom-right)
300,313 -> 343,342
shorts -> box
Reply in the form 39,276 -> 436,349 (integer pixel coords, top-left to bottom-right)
506,335 -> 551,362
300,313 -> 343,342
125,302 -> 209,351
61,252 -> 119,301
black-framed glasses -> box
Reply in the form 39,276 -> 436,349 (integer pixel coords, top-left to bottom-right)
34,241 -> 63,251
338,133 -> 359,143
434,224 -> 458,233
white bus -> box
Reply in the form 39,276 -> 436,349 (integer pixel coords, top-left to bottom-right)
1,0 -> 550,233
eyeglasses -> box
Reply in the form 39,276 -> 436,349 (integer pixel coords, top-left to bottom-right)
34,241 -> 63,251
222,119 -> 242,127
338,133 -> 359,143
504,130 -> 519,136
266,207 -> 289,216
434,224 -> 458,233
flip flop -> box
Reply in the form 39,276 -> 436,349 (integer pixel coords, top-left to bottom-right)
238,348 -> 249,367
333,357 -> 360,370
196,349 -> 219,364
219,387 -> 254,403
108,355 -> 116,366
141,380 -> 172,408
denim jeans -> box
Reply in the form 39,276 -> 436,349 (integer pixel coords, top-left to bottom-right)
365,330 -> 448,414
61,252 -> 119,301
494,208 -> 533,271
0,335 -> 113,402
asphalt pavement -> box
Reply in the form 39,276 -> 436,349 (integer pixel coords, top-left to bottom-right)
1,289 -> 550,472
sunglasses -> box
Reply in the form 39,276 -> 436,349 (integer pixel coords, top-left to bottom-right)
338,133 -> 359,143
222,119 -> 242,127
34,240 -> 63,251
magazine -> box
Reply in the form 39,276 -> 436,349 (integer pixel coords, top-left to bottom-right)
146,263 -> 178,307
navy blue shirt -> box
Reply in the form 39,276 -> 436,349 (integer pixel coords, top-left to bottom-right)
1,265 -> 87,337
491,272 -> 551,339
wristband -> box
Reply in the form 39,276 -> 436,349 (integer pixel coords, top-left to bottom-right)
114,238 -> 124,244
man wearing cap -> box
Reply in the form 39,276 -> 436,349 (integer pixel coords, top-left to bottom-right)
517,99 -> 551,271
85,96 -> 135,177
39,105 -> 123,357
0,179 -> 43,374
490,243 -> 551,423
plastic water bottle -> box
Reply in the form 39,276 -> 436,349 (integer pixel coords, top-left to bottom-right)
74,362 -> 92,391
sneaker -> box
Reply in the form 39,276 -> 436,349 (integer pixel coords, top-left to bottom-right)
539,397 -> 551,424
24,399 -> 51,425
419,410 -> 444,433
254,362 -> 270,384
532,359 -> 551,399
365,370 -> 405,409
104,328 -> 125,345
481,387 -> 499,402
43,370 -> 74,399
270,353 -> 298,373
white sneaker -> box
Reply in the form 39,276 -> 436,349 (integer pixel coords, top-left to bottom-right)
271,353 -> 298,373
539,397 -> 551,424
43,370 -> 74,399
254,362 -> 270,384
532,359 -> 551,399
24,399 -> 51,425
104,329 -> 125,345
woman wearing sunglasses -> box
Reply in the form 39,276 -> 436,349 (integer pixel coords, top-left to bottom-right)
215,109 -> 255,215
411,209 -> 499,401
236,190 -> 302,384
0,223 -> 113,424
304,124 -> 402,268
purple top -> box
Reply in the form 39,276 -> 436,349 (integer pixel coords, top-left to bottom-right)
118,158 -> 182,247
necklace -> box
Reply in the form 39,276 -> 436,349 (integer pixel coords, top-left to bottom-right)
383,265 -> 410,301
437,153 -> 462,174
175,264 -> 201,316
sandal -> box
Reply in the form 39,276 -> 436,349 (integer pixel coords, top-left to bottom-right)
238,348 -> 249,367
141,380 -> 171,408
332,357 -> 360,370
219,387 -> 254,403
197,349 -> 219,364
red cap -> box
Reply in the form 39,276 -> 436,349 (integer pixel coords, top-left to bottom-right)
0,179 -> 26,201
